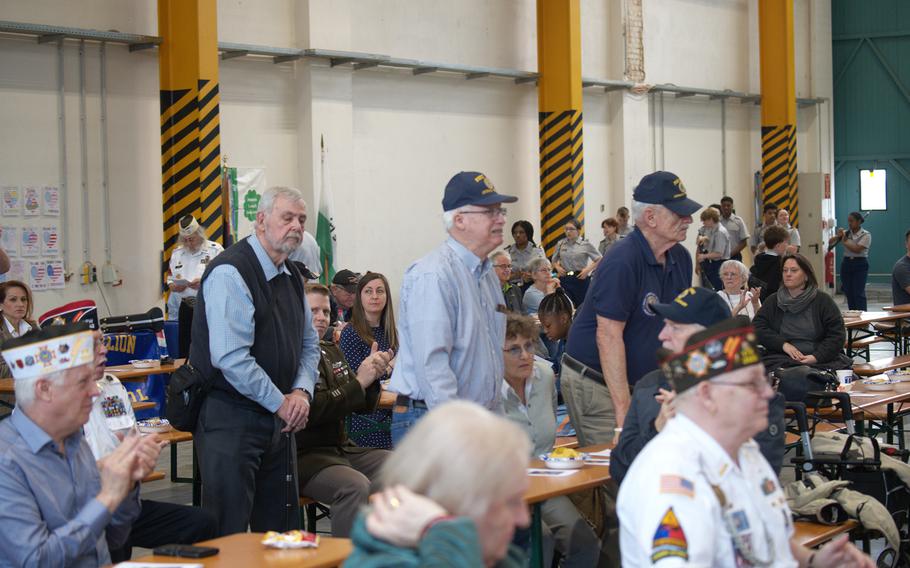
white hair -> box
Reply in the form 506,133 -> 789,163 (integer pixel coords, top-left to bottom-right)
490,250 -> 511,263
720,259 -> 749,286
528,257 -> 551,273
258,186 -> 307,216
630,199 -> 667,224
14,369 -> 67,408
380,401 -> 530,520
442,206 -> 471,232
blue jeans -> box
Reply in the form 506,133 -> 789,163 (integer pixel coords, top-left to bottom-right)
390,402 -> 429,447
841,257 -> 869,311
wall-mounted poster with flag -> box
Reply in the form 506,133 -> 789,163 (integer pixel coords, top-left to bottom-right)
21,227 -> 39,257
30,261 -> 48,291
42,186 -> 60,216
1,226 -> 17,257
42,226 -> 59,256
47,260 -> 65,289
23,186 -> 40,217
2,186 -> 19,216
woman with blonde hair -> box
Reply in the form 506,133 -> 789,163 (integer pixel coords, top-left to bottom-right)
348,401 -> 531,567
339,271 -> 398,449
0,280 -> 37,378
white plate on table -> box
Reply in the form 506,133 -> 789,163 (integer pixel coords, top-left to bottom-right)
842,310 -> 863,319
129,359 -> 160,369
862,376 -> 895,391
539,453 -> 588,470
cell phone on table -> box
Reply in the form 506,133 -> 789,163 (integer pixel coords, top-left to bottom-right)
153,544 -> 219,558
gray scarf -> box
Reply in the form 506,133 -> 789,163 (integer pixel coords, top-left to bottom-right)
776,285 -> 818,314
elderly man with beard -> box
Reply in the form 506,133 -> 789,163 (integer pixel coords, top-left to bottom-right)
389,171 -> 518,444
166,215 -> 224,320
191,185 -> 321,535
618,318 -> 873,568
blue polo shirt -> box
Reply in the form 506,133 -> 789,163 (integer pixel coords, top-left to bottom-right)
565,227 -> 693,385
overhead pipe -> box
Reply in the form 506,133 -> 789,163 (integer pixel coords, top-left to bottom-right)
99,42 -> 112,264
56,39 -> 69,270
78,40 -> 90,264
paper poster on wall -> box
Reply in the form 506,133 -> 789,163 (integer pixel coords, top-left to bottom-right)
30,261 -> 48,291
42,186 -> 60,216
47,260 -> 65,289
23,187 -> 40,217
42,226 -> 60,256
21,227 -> 39,257
7,260 -> 27,283
1,226 -> 18,257
2,186 -> 20,216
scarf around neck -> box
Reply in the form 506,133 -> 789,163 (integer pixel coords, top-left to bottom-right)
776,285 -> 818,314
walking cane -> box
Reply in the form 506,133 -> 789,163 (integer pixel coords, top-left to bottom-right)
285,431 -> 293,531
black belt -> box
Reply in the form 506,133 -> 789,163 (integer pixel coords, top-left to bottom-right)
844,257 -> 867,261
562,354 -> 604,383
395,394 -> 428,410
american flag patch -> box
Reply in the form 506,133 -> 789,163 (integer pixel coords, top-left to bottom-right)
660,475 -> 695,498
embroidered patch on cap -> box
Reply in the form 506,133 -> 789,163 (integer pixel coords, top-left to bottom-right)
651,507 -> 688,563
659,475 -> 695,498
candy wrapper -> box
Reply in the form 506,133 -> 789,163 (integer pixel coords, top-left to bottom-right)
262,530 -> 320,549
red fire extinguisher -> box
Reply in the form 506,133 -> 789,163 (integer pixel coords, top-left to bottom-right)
824,250 -> 835,289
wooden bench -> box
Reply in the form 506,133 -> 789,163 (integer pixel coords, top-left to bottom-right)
854,354 -> 910,376
793,519 -> 859,548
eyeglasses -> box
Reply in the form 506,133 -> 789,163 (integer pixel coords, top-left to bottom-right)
710,377 -> 772,394
494,264 -> 512,270
461,208 -> 508,219
503,341 -> 535,358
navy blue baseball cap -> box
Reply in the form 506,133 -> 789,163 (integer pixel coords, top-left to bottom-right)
442,171 -> 518,211
651,287 -> 731,327
632,171 -> 702,217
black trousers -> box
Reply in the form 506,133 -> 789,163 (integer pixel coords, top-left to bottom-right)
195,394 -> 301,536
108,500 -> 218,562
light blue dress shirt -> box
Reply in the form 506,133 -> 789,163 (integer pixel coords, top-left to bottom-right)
203,235 -> 319,413
0,408 -> 141,567
389,237 -> 506,410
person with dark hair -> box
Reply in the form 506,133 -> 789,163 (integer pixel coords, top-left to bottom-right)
828,211 -> 872,310
753,254 -> 851,372
299,283 -> 392,537
500,313 -> 600,567
616,206 -> 633,238
892,229 -> 910,306
551,219 -> 601,306
339,272 -> 399,449
538,288 -> 575,378
599,218 -> 620,256
750,202 -> 779,254
750,225 -> 791,301
505,220 -> 545,286
718,196 -> 750,261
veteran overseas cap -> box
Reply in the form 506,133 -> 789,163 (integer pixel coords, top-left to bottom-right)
1,323 -> 95,381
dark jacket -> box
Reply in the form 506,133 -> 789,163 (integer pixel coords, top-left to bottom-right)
751,253 -> 783,301
502,283 -> 524,314
295,341 -> 381,486
753,291 -> 850,371
611,369 -> 665,484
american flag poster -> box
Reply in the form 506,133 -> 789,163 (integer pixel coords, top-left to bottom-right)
21,227 -> 39,257
42,226 -> 60,256
30,261 -> 48,291
1,226 -> 17,257
23,186 -> 40,217
42,186 -> 60,216
2,186 -> 20,217
47,260 -> 65,289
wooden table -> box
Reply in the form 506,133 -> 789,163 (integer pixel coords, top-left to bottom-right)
843,312 -> 908,358
845,378 -> 910,447
793,519 -> 859,548
105,357 -> 185,382
884,304 -> 910,313
524,444 -> 613,568
133,532 -> 352,567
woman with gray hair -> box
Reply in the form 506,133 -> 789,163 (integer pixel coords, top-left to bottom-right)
166,215 -> 224,320
347,401 -> 531,567
717,259 -> 761,319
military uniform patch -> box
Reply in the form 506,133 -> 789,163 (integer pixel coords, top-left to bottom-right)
651,507 -> 688,562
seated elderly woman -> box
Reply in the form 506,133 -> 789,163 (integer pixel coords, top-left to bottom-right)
347,401 -> 531,567
753,253 -> 852,372
500,314 -> 600,567
716,259 -> 761,319
618,317 -> 872,567
522,257 -> 557,316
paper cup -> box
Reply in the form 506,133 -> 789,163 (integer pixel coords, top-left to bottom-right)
836,370 -> 854,385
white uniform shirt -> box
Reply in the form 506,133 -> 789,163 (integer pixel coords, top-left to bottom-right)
167,240 -> 224,317
721,213 -> 750,247
843,228 -> 871,258
618,414 -> 796,567
288,231 -> 322,277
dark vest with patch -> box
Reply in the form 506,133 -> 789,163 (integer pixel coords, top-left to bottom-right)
190,237 -> 304,414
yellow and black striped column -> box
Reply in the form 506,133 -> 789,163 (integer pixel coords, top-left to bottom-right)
537,0 -> 584,257
759,0 -> 798,226
158,0 -> 224,282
